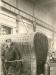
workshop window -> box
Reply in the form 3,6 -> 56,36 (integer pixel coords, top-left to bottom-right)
0,25 -> 12,35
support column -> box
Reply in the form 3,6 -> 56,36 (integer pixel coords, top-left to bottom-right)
32,1 -> 36,32
16,0 -> 20,34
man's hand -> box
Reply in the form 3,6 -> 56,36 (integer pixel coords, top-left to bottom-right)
5,59 -> 7,62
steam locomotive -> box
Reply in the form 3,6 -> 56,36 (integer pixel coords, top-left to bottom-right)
0,32 -> 49,75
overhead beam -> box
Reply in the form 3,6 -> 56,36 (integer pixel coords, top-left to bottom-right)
40,0 -> 56,6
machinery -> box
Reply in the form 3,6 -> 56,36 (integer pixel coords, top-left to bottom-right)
0,32 -> 50,75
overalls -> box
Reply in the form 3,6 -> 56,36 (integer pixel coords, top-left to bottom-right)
1,42 -> 23,75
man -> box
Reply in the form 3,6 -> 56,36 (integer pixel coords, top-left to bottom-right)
1,39 -> 23,75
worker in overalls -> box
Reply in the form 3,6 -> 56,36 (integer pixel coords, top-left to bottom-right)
1,39 -> 23,75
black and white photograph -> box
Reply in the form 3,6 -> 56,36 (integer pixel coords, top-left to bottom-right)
0,0 -> 56,75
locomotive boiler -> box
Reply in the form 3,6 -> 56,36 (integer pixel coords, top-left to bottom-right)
0,32 -> 49,75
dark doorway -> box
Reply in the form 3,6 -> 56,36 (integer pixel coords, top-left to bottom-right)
34,32 -> 48,75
